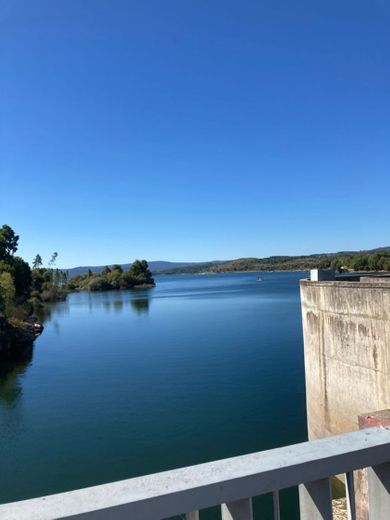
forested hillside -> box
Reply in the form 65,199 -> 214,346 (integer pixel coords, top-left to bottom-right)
158,248 -> 390,274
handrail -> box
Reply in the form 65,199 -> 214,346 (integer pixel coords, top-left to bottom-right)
1,427 -> 389,520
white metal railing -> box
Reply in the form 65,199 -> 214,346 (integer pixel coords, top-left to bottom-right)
0,427 -> 389,519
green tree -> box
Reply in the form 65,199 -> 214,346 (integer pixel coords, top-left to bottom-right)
32,254 -> 43,269
0,225 -> 19,260
368,253 -> 383,271
129,260 -> 154,284
48,251 -> 58,268
11,256 -> 32,298
330,258 -> 343,272
107,268 -> 122,288
351,255 -> 369,271
87,277 -> 112,291
102,266 -> 111,275
318,257 -> 331,269
0,272 -> 16,315
54,269 -> 62,286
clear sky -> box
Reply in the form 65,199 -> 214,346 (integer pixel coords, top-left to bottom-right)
1,0 -> 389,267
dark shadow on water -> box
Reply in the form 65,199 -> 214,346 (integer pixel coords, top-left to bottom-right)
35,298 -> 70,327
130,297 -> 150,315
113,300 -> 124,314
0,294 -> 71,407
73,290 -> 152,315
0,342 -> 34,406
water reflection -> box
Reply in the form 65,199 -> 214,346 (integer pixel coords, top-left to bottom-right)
0,342 -> 33,406
113,300 -> 124,314
130,298 -> 150,315
76,290 -> 152,316
0,299 -> 69,406
36,298 -> 70,329
0,290 -> 152,405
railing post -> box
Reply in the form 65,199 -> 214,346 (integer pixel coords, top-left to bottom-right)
221,498 -> 253,520
299,478 -> 333,519
345,471 -> 356,520
367,462 -> 390,519
186,512 -> 199,520
273,490 -> 281,520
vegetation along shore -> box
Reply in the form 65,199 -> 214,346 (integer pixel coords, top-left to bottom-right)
157,249 -> 390,275
0,224 -> 155,356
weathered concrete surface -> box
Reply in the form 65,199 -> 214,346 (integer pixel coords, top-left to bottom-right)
300,279 -> 390,441
301,280 -> 390,519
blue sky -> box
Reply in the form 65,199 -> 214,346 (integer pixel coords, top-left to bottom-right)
1,0 -> 389,267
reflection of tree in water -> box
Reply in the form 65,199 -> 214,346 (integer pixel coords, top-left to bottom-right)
35,298 -> 69,327
63,290 -> 153,315
0,342 -> 33,406
113,300 -> 124,313
130,298 -> 150,315
32,298 -> 70,337
90,293 -> 151,315
0,299 -> 65,406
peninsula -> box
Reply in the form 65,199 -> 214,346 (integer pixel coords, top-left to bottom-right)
0,224 -> 155,356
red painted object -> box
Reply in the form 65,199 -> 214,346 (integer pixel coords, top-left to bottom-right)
358,409 -> 390,429
356,409 -> 390,520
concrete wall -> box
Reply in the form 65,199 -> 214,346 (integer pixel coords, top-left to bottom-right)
300,279 -> 390,441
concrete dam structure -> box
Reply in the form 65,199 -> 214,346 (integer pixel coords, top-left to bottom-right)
300,273 -> 390,441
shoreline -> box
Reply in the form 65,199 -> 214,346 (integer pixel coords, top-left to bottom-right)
158,269 -> 309,275
0,317 -> 43,358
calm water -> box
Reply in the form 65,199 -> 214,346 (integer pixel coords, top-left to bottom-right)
0,272 -> 307,517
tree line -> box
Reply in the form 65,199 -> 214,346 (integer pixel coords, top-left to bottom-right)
0,224 -> 155,351
317,252 -> 390,272
0,225 -> 155,325
0,225 -> 67,326
67,260 -> 154,292
158,250 -> 390,274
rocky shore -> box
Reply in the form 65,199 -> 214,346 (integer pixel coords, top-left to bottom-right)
0,317 -> 43,358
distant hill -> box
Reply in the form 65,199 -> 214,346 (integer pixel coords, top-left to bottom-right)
66,260 -> 224,278
157,247 -> 390,274
65,247 -> 390,278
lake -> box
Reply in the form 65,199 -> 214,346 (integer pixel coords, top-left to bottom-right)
0,271 -> 307,517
